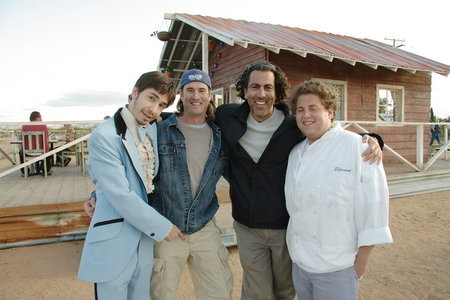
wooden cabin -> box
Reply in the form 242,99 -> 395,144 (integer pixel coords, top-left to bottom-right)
156,13 -> 450,163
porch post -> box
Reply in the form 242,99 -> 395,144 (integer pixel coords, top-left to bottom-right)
445,125 -> 449,160
202,32 -> 209,73
416,124 -> 424,169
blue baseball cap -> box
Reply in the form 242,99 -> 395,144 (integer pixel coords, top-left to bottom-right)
180,69 -> 211,89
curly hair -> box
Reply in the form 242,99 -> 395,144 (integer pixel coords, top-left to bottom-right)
236,61 -> 290,105
289,80 -> 337,119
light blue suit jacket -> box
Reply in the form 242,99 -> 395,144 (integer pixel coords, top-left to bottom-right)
78,109 -> 172,283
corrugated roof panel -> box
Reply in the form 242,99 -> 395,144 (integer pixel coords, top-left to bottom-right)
171,14 -> 450,76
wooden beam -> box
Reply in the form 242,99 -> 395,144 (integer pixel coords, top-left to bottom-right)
0,147 -> 15,165
167,23 -> 185,66
260,45 -> 280,54
360,62 -> 378,69
290,50 -> 307,58
338,58 -> 357,66
402,68 -> 417,74
183,35 -> 202,73
0,202 -> 90,245
424,141 -> 450,170
234,40 -> 249,48
383,65 -> 398,72
314,53 -> 334,62
416,124 -> 424,169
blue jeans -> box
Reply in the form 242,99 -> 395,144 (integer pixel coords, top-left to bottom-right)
429,133 -> 441,145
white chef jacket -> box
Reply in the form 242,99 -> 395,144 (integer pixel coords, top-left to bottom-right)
285,123 -> 393,273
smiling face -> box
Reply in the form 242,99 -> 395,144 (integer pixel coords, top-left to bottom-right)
295,94 -> 334,143
180,81 -> 211,121
128,87 -> 169,125
244,70 -> 276,122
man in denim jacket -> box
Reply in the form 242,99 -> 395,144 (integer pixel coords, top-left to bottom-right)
83,70 -> 232,299
149,69 -> 232,300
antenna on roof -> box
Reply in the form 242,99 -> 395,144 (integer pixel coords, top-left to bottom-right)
385,37 -> 406,48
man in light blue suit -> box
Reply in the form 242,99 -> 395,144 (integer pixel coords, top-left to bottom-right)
78,71 -> 184,299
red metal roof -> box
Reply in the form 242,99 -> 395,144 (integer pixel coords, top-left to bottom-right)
166,13 -> 450,76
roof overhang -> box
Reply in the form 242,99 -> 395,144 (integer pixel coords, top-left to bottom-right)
156,13 -> 449,86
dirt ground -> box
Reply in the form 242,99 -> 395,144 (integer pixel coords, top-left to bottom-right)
0,189 -> 448,299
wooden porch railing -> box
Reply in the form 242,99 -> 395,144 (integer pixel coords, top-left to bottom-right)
0,120 -> 101,178
2,120 -> 449,176
0,134 -> 91,178
340,121 -> 449,172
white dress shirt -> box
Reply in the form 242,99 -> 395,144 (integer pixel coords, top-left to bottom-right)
285,123 -> 393,273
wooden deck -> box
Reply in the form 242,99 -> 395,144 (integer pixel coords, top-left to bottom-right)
1,159 -> 449,248
0,164 -> 95,208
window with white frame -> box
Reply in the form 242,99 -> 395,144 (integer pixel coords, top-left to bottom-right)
312,79 -> 347,120
212,88 -> 224,107
229,84 -> 244,104
376,84 -> 404,122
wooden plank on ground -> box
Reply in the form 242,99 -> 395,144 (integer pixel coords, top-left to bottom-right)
0,201 -> 90,244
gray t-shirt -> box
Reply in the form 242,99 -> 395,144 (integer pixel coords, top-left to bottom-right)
177,118 -> 212,198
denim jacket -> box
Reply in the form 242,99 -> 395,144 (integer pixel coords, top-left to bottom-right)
153,114 -> 227,234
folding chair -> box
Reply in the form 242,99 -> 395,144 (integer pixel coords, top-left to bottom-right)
21,129 -> 50,178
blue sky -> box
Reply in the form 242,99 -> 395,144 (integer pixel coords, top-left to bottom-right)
1,0 -> 449,122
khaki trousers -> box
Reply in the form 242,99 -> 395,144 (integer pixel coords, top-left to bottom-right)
150,220 -> 233,300
234,221 -> 295,300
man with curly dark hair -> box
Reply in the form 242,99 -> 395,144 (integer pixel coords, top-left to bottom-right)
216,62 -> 383,300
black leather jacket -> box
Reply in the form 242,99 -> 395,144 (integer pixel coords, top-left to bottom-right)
216,102 -> 305,229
